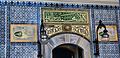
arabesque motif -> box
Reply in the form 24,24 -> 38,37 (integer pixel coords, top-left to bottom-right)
45,24 -> 90,39
72,25 -> 90,39
42,8 -> 90,40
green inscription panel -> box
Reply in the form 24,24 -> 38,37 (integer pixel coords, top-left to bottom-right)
43,9 -> 89,24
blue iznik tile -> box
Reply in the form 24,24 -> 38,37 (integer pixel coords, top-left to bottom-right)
94,9 -> 116,24
0,1 -> 119,58
98,42 -> 119,58
0,6 -> 5,58
10,6 -> 37,24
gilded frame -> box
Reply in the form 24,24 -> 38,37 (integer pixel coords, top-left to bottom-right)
41,8 -> 90,40
10,24 -> 37,42
96,25 -> 118,41
42,8 -> 90,24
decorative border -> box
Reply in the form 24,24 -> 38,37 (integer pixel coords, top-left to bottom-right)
0,1 -> 118,9
10,24 -> 37,42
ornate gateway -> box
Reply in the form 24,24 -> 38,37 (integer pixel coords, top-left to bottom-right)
42,8 -> 90,40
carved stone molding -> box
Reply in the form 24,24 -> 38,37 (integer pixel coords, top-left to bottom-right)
72,25 -> 90,39
45,24 -> 62,36
45,24 -> 90,39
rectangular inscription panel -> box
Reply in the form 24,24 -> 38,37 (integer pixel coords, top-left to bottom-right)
96,25 -> 118,41
42,9 -> 89,24
10,24 -> 37,42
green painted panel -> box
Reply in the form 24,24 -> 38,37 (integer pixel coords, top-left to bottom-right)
43,10 -> 89,24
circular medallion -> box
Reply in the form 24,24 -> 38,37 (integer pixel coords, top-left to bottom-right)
62,25 -> 71,31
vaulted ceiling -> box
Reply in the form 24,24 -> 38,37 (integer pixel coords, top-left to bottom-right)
1,0 -> 119,6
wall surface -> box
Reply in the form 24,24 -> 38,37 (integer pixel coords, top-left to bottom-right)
0,1 -> 119,58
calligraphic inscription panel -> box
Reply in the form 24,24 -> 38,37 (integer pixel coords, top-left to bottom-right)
42,8 -> 90,40
42,8 -> 89,24
10,24 -> 37,42
96,25 -> 118,41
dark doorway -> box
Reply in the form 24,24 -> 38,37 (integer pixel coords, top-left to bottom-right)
52,44 -> 83,58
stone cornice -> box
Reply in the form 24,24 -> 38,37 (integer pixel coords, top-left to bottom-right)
2,0 -> 118,6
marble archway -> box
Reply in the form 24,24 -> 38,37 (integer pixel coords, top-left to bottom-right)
52,44 -> 83,58
43,33 -> 91,58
